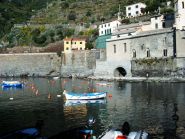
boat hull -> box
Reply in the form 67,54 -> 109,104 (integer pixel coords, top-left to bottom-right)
64,92 -> 107,100
2,81 -> 23,88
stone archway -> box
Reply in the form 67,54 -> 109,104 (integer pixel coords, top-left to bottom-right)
114,67 -> 127,77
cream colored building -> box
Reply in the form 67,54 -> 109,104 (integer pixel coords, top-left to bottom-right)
64,38 -> 86,53
126,3 -> 146,17
174,0 -> 185,30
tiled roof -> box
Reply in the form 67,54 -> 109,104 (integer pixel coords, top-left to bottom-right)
64,38 -> 86,41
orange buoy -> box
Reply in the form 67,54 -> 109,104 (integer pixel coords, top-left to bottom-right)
108,94 -> 112,98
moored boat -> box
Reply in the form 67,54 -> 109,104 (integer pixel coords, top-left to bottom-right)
63,91 -> 107,100
100,130 -> 149,139
0,127 -> 40,139
2,81 -> 23,88
100,122 -> 149,139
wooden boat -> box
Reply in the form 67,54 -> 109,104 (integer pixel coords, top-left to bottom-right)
2,81 -> 23,88
64,99 -> 106,106
63,91 -> 107,100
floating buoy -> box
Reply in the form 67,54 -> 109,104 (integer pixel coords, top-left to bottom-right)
57,94 -> 61,97
48,93 -> 51,99
108,94 -> 113,98
35,90 -> 39,96
9,97 -> 14,100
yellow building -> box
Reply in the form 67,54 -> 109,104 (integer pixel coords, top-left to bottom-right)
63,38 -> 86,53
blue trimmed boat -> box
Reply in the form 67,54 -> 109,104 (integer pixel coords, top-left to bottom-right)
63,91 -> 107,100
2,81 -> 23,88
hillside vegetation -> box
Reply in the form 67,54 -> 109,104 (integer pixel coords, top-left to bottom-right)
0,0 -> 174,49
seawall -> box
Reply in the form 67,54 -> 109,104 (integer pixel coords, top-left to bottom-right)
0,53 -> 61,77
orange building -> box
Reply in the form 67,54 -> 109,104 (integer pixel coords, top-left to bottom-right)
63,38 -> 86,53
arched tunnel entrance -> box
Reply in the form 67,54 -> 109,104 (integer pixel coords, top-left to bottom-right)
114,67 -> 127,77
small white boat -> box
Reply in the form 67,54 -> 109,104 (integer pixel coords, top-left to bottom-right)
101,130 -> 149,139
53,76 -> 60,80
2,81 -> 23,88
64,99 -> 106,106
63,91 -> 107,100
96,82 -> 112,86
100,122 -> 149,139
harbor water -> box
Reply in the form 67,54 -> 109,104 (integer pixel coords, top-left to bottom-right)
0,78 -> 185,138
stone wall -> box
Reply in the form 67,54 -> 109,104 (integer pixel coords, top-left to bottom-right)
132,57 -> 185,77
61,50 -> 96,77
0,53 -> 61,77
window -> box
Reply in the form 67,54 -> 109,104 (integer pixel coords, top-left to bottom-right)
128,7 -> 131,10
66,42 -> 69,44
136,11 -> 139,14
182,2 -> 184,9
105,24 -> 106,27
114,45 -> 116,53
128,13 -> 131,16
80,42 -> 82,44
105,30 -> 107,35
108,24 -> 110,26
133,49 -> 136,58
101,31 -> 103,34
101,25 -> 103,28
66,47 -> 69,50
136,5 -> 138,8
163,37 -> 167,45
155,16 -> 158,20
155,23 -> 158,29
163,49 -> 167,57
124,43 -> 127,52
147,49 -> 150,57
141,44 -> 144,50
80,47 -> 82,50
110,29 -> 111,34
107,29 -> 109,34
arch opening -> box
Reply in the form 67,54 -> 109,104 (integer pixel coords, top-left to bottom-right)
114,67 -> 127,77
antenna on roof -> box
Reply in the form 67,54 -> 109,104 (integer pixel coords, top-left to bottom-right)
118,4 -> 121,21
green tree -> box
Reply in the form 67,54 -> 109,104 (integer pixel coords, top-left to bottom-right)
68,11 -> 76,21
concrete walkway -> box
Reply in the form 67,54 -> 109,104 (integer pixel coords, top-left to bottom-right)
88,76 -> 185,82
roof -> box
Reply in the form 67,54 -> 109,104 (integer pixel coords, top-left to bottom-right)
113,28 -> 138,35
99,19 -> 121,26
125,2 -> 146,7
64,38 -> 86,41
117,22 -> 150,30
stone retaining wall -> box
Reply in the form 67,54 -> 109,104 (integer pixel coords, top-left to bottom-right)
131,57 -> 185,77
61,50 -> 96,77
0,53 -> 61,77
